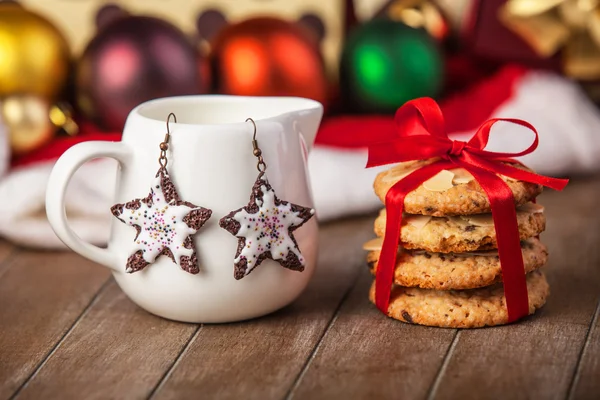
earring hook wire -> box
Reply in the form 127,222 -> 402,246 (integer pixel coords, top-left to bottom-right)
159,112 -> 177,170
246,118 -> 267,173
166,112 -> 177,137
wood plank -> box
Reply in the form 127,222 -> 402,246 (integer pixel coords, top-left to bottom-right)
570,301 -> 600,400
0,240 -> 17,278
288,268 -> 457,400
430,178 -> 600,400
150,216 -> 376,400
15,281 -> 198,400
0,250 -> 110,400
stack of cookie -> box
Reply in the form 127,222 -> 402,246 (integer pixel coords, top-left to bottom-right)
364,160 -> 550,328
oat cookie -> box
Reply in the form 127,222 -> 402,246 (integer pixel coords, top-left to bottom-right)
369,270 -> 549,328
373,160 -> 543,216
373,203 -> 546,253
366,238 -> 547,290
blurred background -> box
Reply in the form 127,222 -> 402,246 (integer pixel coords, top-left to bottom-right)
1,0 -> 600,248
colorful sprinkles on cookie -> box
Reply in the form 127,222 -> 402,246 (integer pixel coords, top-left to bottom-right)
219,175 -> 315,279
111,169 -> 212,274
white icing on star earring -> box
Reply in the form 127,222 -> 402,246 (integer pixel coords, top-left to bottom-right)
219,118 -> 315,279
111,113 -> 212,274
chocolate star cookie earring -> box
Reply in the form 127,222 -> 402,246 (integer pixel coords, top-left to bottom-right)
219,118 -> 315,279
111,113 -> 212,274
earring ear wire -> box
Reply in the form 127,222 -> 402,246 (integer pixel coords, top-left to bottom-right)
246,118 -> 266,172
159,112 -> 177,170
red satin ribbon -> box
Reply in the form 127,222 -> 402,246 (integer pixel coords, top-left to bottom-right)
367,97 -> 568,322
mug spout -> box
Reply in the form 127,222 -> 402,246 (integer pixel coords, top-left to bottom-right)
294,102 -> 324,151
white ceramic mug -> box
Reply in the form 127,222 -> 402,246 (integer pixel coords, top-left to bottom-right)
46,95 -> 323,323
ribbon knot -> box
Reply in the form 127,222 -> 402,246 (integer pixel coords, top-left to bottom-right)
365,97 -> 568,323
448,140 -> 466,157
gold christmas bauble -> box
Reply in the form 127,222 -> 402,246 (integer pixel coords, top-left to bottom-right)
1,95 -> 56,155
0,3 -> 71,99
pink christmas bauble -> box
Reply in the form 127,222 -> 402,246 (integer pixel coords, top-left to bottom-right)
76,16 -> 204,131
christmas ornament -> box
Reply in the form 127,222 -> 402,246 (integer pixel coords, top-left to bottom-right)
219,118 -> 315,279
500,0 -> 600,80
95,3 -> 129,30
340,18 -> 443,113
0,2 -> 70,100
76,16 -> 204,132
1,95 -> 77,155
111,114 -> 212,274
209,17 -> 328,106
376,0 -> 450,41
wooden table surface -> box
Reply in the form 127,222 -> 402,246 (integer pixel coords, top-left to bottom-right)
1,178 -> 599,400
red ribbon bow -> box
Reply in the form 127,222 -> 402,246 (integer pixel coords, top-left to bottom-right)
367,97 -> 568,322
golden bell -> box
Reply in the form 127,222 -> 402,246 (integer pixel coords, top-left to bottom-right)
0,95 -> 78,155
0,3 -> 71,99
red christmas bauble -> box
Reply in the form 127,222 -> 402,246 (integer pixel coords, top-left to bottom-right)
209,17 -> 328,107
76,16 -> 204,131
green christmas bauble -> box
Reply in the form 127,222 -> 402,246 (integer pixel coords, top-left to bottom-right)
340,19 -> 444,113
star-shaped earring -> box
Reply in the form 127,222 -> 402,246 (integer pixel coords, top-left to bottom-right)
111,169 -> 212,274
219,174 -> 314,279
110,113 -> 211,274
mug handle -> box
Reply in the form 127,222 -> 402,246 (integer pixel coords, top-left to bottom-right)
45,141 -> 132,271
